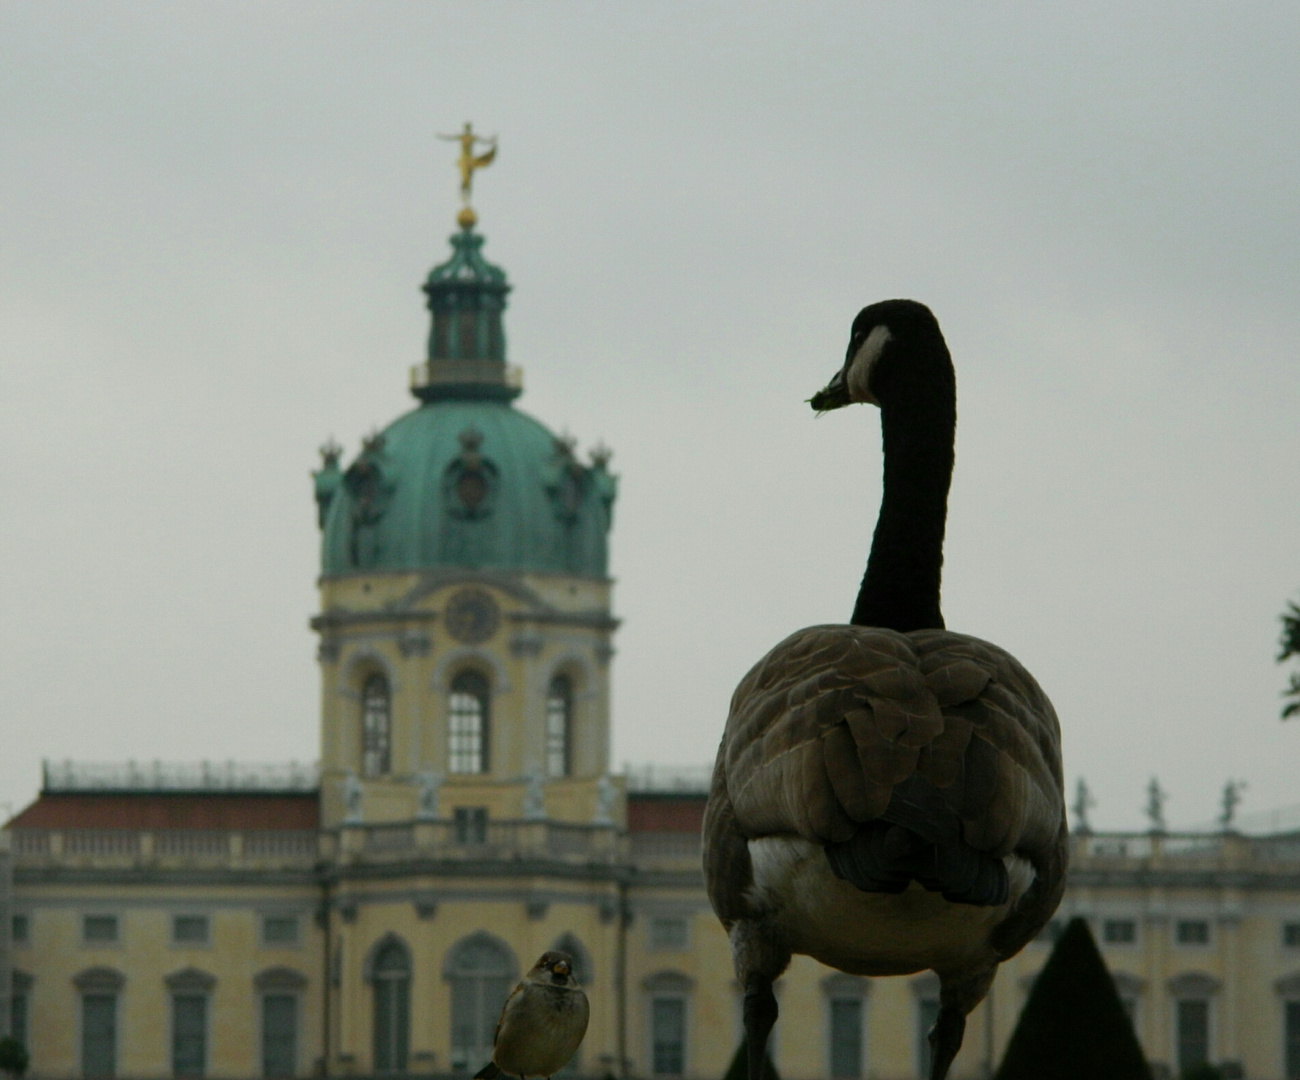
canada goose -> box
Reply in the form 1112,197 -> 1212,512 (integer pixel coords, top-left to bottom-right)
703,300 -> 1066,1080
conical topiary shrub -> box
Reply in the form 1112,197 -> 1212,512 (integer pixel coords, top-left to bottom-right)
722,1038 -> 779,1080
994,917 -> 1150,1080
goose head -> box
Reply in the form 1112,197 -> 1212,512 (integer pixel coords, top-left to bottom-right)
810,299 -> 948,413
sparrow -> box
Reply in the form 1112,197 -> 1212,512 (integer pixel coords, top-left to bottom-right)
474,950 -> 590,1080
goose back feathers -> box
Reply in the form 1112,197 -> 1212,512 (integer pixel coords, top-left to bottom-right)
704,623 -> 1066,958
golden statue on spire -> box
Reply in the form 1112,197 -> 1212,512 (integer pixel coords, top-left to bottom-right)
437,122 -> 497,228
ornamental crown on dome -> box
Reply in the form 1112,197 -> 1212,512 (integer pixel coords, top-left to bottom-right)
313,131 -> 618,580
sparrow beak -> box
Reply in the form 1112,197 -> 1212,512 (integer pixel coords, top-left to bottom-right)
551,960 -> 571,977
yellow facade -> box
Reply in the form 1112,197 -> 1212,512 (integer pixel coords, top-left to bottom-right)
5,196 -> 1300,1080
8,579 -> 1300,1080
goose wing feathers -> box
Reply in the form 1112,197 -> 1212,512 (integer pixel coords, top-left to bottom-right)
719,624 -> 1064,871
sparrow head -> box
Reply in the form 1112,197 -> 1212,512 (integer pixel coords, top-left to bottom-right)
529,950 -> 578,986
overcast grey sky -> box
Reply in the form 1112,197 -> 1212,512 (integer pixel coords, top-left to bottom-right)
3,3 -> 1299,830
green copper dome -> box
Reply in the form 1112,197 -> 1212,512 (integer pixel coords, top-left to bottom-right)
314,223 -> 616,580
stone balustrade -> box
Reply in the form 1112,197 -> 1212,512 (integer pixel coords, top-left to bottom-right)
340,818 -> 623,865
9,828 -> 320,868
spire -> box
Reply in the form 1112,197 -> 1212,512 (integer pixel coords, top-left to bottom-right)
412,124 -> 518,403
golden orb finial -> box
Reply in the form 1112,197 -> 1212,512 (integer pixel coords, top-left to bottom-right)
457,205 -> 478,230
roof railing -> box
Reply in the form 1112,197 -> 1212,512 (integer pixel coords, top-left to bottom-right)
624,763 -> 712,794
41,760 -> 320,794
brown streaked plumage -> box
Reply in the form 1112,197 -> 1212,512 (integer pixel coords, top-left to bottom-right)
704,300 -> 1066,1080
474,951 -> 589,1080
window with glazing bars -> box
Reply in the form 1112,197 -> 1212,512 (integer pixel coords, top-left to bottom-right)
262,915 -> 300,946
262,994 -> 297,1078
1103,919 -> 1136,944
82,993 -> 117,1078
11,993 -> 27,1050
545,675 -> 572,778
172,994 -> 207,1078
83,915 -> 119,944
449,938 -> 513,1073
373,942 -> 411,1074
1176,999 -> 1209,1073
828,997 -> 863,1078
1286,1000 -> 1300,1080
650,997 -> 685,1076
361,674 -> 392,777
449,671 -> 490,774
454,807 -> 488,846
173,916 -> 209,945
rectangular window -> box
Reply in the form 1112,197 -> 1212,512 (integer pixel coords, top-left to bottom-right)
651,998 -> 685,1076
1035,918 -> 1063,944
916,998 -> 941,1079
11,994 -> 28,1050
1103,919 -> 1136,944
1285,922 -> 1300,948
1286,1000 -> 1300,1080
1176,999 -> 1209,1072
1176,920 -> 1210,945
453,807 -> 488,845
82,993 -> 117,1078
83,915 -> 119,945
263,915 -> 300,946
11,914 -> 29,945
173,994 -> 208,1078
829,997 -> 863,1079
173,916 -> 209,945
262,994 -> 298,1078
649,917 -> 689,951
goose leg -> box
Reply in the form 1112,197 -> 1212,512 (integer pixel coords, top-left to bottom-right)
926,1005 -> 964,1080
742,975 -> 778,1080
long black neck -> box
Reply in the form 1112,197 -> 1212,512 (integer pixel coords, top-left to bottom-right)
850,355 -> 955,632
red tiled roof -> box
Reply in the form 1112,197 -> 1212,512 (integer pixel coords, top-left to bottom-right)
627,794 -> 706,833
7,793 -> 319,831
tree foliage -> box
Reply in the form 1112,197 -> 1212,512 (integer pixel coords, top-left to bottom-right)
0,1038 -> 29,1079
994,917 -> 1150,1080
1279,600 -> 1300,718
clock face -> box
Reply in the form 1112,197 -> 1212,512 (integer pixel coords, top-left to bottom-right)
445,588 -> 500,645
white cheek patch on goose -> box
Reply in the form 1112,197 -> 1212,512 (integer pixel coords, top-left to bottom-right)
848,324 -> 892,403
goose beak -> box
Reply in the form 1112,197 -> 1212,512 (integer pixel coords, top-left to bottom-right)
810,367 -> 851,413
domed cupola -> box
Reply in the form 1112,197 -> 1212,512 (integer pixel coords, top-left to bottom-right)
315,203 -> 617,581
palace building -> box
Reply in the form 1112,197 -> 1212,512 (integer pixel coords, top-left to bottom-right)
4,182 -> 1300,1080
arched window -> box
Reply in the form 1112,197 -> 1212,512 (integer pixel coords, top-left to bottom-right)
449,671 -> 490,775
545,675 -> 573,778
370,938 -> 411,1074
446,934 -> 517,1074
361,674 -> 392,777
